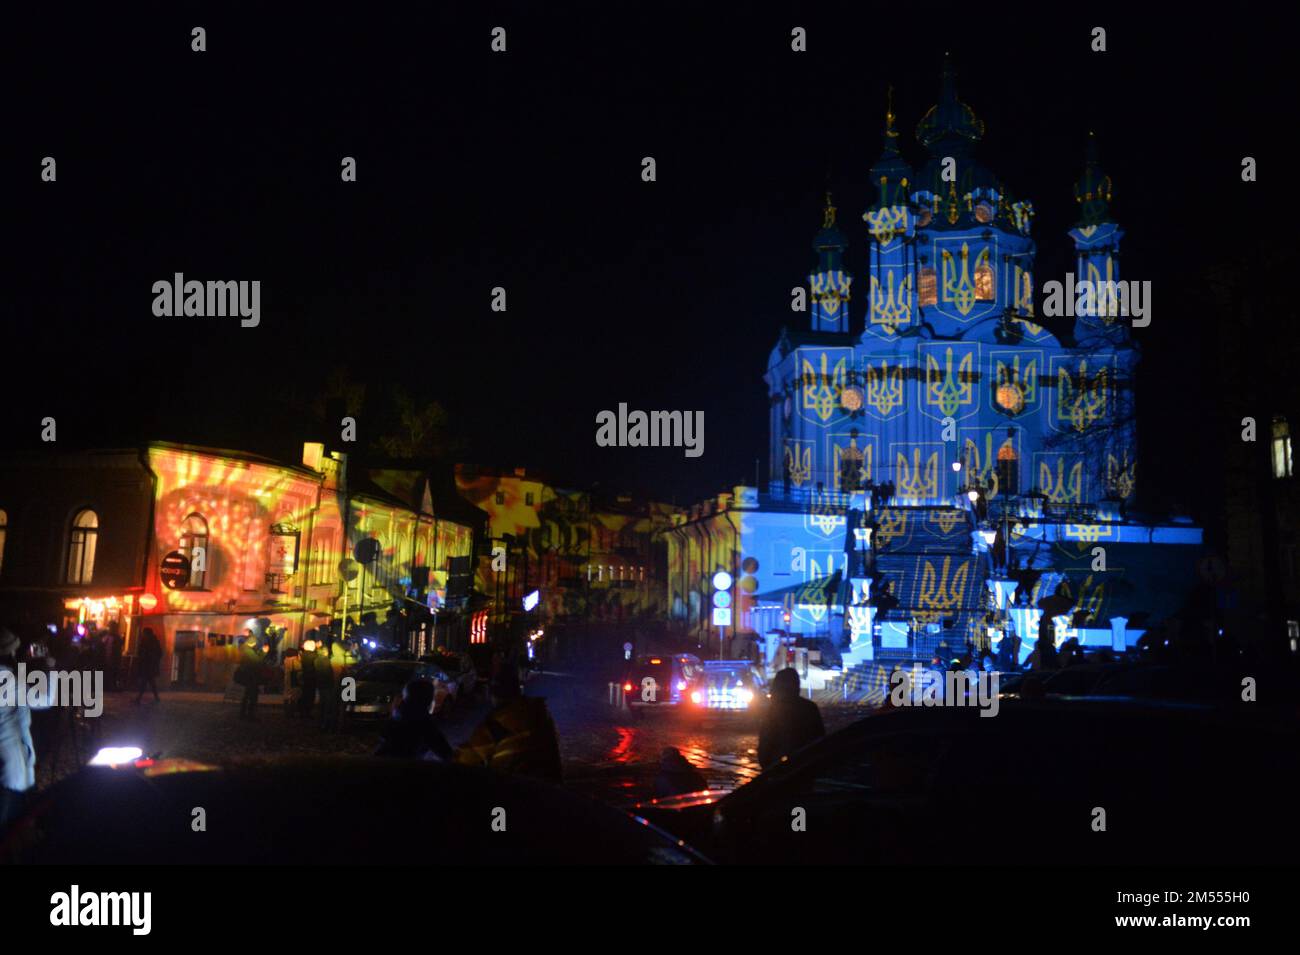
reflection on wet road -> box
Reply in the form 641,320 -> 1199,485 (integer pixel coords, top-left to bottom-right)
536,672 -> 861,806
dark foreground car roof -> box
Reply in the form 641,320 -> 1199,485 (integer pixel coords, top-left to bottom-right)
4,757 -> 708,865
635,698 -> 1300,865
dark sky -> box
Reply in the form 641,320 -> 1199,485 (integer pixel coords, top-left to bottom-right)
5,4 -> 1289,514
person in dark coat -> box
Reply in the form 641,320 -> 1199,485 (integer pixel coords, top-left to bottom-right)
106,620 -> 124,691
297,635 -> 319,718
1029,617 -> 1059,672
457,667 -> 563,782
654,747 -> 708,797
235,635 -> 264,720
374,679 -> 454,761
757,667 -> 826,770
134,627 -> 163,704
316,642 -> 340,732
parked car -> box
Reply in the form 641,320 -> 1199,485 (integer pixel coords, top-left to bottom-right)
631,698 -> 1300,865
344,659 -> 442,719
2,755 -> 710,865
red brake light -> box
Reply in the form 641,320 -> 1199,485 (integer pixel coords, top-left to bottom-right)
623,683 -> 633,693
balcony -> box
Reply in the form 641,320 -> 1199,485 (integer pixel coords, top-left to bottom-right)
265,572 -> 294,594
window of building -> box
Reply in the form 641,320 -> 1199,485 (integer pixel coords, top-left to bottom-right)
525,492 -> 534,506
1272,416 -> 1293,479
918,267 -> 937,307
66,509 -> 98,585
180,513 -> 209,589
996,444 -> 1019,496
0,508 -> 7,577
495,491 -> 506,505
975,262 -> 995,301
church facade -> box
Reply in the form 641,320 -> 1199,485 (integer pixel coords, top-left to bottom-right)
666,61 -> 1202,666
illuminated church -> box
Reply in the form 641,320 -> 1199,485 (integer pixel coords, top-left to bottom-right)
666,58 -> 1202,668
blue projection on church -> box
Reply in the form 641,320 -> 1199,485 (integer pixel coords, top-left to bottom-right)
668,58 -> 1202,665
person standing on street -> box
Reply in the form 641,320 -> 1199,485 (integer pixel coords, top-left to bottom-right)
235,634 -> 264,720
316,641 -> 340,732
297,636 -> 319,718
757,667 -> 826,770
374,679 -> 454,760
0,629 -> 47,828
134,627 -> 163,704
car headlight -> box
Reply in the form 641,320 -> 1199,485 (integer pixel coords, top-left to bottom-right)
90,746 -> 144,767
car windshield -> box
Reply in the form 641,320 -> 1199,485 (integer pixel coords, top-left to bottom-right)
354,663 -> 415,683
702,667 -> 751,688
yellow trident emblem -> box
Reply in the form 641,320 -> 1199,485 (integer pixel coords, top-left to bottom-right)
995,355 -> 1037,410
962,433 -> 1013,500
864,205 -> 909,245
1085,255 -> 1119,322
916,556 -> 970,623
1107,450 -> 1137,500
833,436 -> 871,491
865,360 -> 904,416
783,442 -> 811,488
941,243 -> 987,316
801,353 -> 847,422
1039,459 -> 1084,504
808,486 -> 846,537
897,449 -> 939,500
926,347 -> 973,417
1058,360 -> 1108,432
930,508 -> 964,535
1057,575 -> 1106,624
810,270 -> 852,315
870,270 -> 912,331
875,508 -> 908,547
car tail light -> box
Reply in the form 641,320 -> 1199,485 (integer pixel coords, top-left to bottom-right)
623,682 -> 633,693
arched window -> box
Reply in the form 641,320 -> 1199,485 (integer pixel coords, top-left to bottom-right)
918,267 -> 937,307
975,262 -> 995,301
180,513 -> 209,589
0,508 -> 7,577
67,509 -> 99,585
996,443 -> 1019,496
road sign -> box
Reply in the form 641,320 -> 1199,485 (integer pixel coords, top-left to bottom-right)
159,551 -> 191,590
712,590 -> 731,609
712,571 -> 733,591
712,607 -> 732,627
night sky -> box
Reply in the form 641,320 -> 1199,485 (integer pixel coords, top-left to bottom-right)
6,4 -> 1289,515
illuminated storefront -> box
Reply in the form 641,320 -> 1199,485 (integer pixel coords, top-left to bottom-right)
0,442 -> 481,688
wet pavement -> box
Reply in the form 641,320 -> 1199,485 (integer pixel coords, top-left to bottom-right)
34,670 -> 870,808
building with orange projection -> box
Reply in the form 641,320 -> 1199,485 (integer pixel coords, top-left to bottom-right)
0,443 -> 482,688
454,465 -> 672,641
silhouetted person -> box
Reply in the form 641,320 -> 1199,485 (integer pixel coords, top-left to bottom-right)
654,747 -> 708,797
235,636 -> 263,720
1029,617 -> 1059,672
374,680 -> 454,760
106,620 -> 124,691
316,642 -> 340,732
457,666 -> 562,782
758,668 -> 825,770
1060,636 -> 1084,666
135,627 -> 162,704
298,637 -> 319,718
